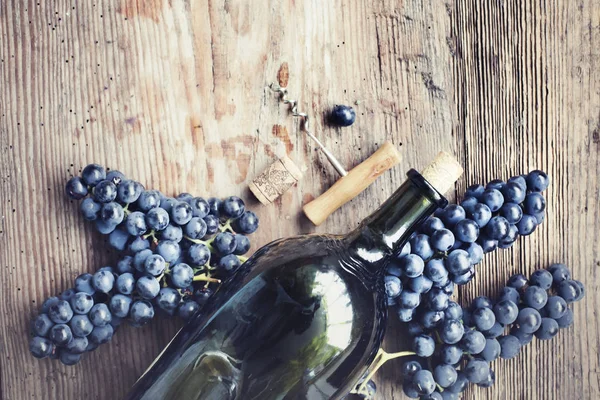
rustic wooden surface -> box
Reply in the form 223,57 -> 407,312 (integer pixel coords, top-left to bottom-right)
1,0 -> 598,399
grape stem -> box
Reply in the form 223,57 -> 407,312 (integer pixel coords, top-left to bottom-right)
184,236 -> 214,252
238,256 -> 249,263
219,219 -> 233,233
352,348 -> 416,394
193,273 -> 221,284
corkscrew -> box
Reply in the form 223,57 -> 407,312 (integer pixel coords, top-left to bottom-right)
249,83 -> 402,226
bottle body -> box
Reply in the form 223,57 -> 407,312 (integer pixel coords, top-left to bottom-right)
125,170 -> 447,400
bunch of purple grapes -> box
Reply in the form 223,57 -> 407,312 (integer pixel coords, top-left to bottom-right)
399,263 -> 584,399
384,171 -> 550,323
28,164 -> 259,365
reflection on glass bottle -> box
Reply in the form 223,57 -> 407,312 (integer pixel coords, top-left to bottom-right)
125,169 -> 450,400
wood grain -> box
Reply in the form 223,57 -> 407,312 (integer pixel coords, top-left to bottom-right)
0,0 -> 598,399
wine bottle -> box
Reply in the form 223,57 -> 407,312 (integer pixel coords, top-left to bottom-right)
125,152 -> 462,400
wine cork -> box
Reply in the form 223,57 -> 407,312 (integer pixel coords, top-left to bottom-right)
249,155 -> 304,205
421,151 -> 463,194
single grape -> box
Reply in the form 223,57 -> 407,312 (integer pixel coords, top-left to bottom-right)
526,170 -> 549,192
462,242 -> 484,265
109,228 -> 130,251
117,180 -> 144,204
425,258 -> 448,283
430,229 -> 455,252
216,254 -> 241,274
472,307 -> 496,331
92,270 -> 115,294
396,307 -> 415,322
31,314 -> 54,337
410,234 -> 434,260
66,176 -> 88,199
465,359 -> 489,384
396,290 -> 417,310
481,189 -> 504,212
81,164 -> 106,187
214,232 -> 237,255
440,319 -> 464,344
188,243 -> 211,266
413,334 -> 436,357
49,324 -> 73,346
89,303 -> 112,327
106,170 -> 125,184
329,105 -> 356,126
156,240 -> 181,264
535,318 -> 559,340
465,184 -> 485,199
30,337 -> 54,359
188,197 -> 210,218
550,264 -> 571,285
507,273 -> 528,290
420,217 -> 445,236
203,214 -> 219,236
413,369 -> 436,396
89,325 -> 114,345
460,197 -> 478,213
194,287 -> 215,306
137,190 -> 161,211
136,276 -> 160,300
232,211 -> 259,234
460,330 -> 486,354
93,180 -> 117,203
80,198 -> 101,220
467,203 -> 492,228
384,275 -> 402,299
480,338 -> 501,362
66,336 -> 88,355
129,300 -> 155,326
233,234 -> 251,255
146,207 -> 170,231
160,224 -> 183,242
109,294 -> 132,318
517,308 -> 542,333
125,211 -> 147,236
572,280 -> 585,301
498,335 -> 521,359
170,263 -> 194,288
70,292 -> 94,315
129,237 -> 150,253
101,202 -> 124,225
441,205 -> 466,227
221,196 -> 245,219
409,275 -> 433,294
556,280 -> 580,303
499,202 -> 523,224
501,182 -> 526,204
446,249 -> 471,275
116,256 -> 134,274
178,300 -> 200,320
401,254 -> 425,278
207,197 -> 222,217
48,300 -> 74,324
440,344 -> 463,365
524,192 -> 546,215
403,382 -> 420,399
451,266 -> 475,285
516,214 -> 537,235
478,236 -> 498,253
523,285 -> 548,309
421,310 -> 445,329
184,217 -> 208,239
556,308 -> 574,328
453,219 -> 479,243
427,287 -> 449,311
507,175 -> 527,190
544,296 -> 567,319
144,254 -> 166,276
445,301 -> 463,320
493,300 -> 518,325
156,288 -> 181,314
69,315 -> 93,337
498,286 -> 520,304
485,216 -> 510,240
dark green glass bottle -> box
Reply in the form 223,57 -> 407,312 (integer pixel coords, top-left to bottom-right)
125,167 -> 453,400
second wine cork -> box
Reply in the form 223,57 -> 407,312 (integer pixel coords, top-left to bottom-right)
249,155 -> 304,205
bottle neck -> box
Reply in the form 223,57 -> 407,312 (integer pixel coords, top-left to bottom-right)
346,169 -> 448,266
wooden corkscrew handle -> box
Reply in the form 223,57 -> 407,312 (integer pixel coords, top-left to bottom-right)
303,141 -> 402,226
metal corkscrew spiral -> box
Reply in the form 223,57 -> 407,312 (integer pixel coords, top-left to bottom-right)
269,83 -> 348,177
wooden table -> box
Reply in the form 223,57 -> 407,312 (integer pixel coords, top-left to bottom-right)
1,1 -> 598,399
